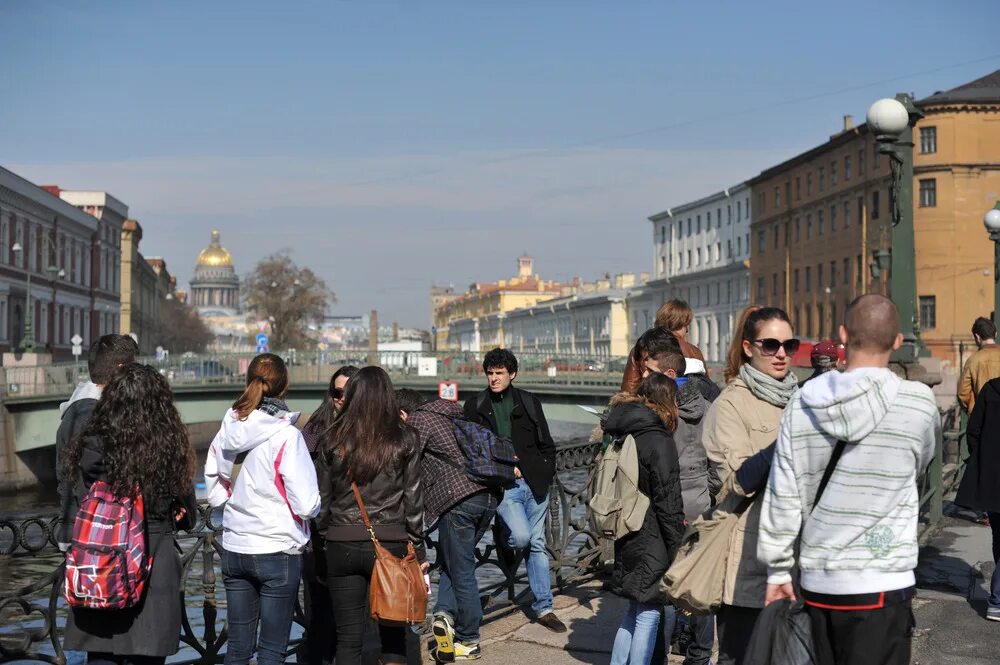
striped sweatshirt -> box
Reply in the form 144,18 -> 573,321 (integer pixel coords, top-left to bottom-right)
758,367 -> 940,595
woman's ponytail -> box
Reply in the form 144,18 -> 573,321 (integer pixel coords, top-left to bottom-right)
725,306 -> 760,385
232,353 -> 289,420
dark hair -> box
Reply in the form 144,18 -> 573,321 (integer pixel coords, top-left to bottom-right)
482,348 -> 518,375
844,294 -> 898,353
327,366 -> 407,484
725,306 -> 793,383
395,388 -> 425,416
233,354 -> 289,420
88,334 -> 139,385
637,373 -> 679,432
973,317 -> 997,341
654,299 -> 694,332
635,327 -> 682,360
64,364 -> 195,503
308,365 -> 359,434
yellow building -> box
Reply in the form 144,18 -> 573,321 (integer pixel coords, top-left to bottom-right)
120,219 -> 173,355
433,255 -> 566,350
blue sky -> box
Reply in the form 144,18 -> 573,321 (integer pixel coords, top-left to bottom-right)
3,1 -> 998,327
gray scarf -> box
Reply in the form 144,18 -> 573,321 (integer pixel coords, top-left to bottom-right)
739,363 -> 799,408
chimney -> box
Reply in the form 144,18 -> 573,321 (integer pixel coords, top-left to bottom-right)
843,114 -> 853,131
392,322 -> 399,342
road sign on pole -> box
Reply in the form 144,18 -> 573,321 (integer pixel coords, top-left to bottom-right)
256,344 -> 269,354
438,381 -> 459,401
256,332 -> 269,347
71,334 -> 83,362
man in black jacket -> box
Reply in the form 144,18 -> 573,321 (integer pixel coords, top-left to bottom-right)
463,348 -> 565,633
55,334 -> 138,548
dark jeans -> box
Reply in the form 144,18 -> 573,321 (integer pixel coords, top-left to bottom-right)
326,540 -> 410,665
302,542 -> 336,665
87,654 -> 165,665
716,604 -> 760,665
808,600 -> 914,665
663,604 -> 714,665
434,491 -> 497,643
989,511 -> 1000,607
221,550 -> 303,665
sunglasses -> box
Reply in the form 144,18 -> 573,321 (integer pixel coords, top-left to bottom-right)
752,338 -> 801,356
331,388 -> 345,399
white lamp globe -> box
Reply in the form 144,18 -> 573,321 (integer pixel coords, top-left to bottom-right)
867,98 -> 910,135
984,207 -> 1000,232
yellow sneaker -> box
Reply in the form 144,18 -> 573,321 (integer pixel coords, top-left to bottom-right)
453,642 -> 482,661
432,614 -> 455,662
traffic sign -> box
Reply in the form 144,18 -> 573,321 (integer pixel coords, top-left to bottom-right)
256,333 -> 269,346
438,381 -> 459,401
70,334 -> 83,347
72,345 -> 83,357
257,344 -> 269,354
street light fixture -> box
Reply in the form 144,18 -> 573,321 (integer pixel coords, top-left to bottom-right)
983,202 -> 1000,330
866,94 -> 926,361
11,238 -> 68,354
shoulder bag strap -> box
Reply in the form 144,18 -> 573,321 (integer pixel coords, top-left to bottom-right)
811,439 -> 848,514
351,481 -> 379,544
229,450 -> 250,488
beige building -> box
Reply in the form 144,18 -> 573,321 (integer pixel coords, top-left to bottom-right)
120,220 -> 174,355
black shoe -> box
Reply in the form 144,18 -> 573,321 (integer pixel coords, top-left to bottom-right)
536,612 -> 567,633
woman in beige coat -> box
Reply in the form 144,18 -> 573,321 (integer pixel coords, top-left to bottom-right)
702,306 -> 800,665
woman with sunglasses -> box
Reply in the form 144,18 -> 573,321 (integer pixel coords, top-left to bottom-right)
703,306 -> 800,665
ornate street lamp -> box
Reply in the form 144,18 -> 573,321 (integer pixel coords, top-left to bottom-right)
984,202 -> 1000,330
866,94 -> 926,360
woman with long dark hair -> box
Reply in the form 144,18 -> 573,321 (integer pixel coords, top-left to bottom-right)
205,353 -> 321,665
319,366 -> 426,665
302,365 -> 358,452
62,363 -> 198,665
604,373 -> 685,665
703,306 -> 800,665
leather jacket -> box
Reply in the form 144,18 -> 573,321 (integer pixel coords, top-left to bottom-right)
318,426 -> 426,562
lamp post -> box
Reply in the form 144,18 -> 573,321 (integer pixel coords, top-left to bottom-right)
984,202 -> 1000,331
866,94 -> 926,360
11,240 -> 64,354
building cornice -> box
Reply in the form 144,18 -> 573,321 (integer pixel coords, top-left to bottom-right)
748,126 -> 870,186
649,183 -> 750,222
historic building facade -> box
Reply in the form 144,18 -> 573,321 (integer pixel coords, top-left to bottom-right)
190,229 -> 241,316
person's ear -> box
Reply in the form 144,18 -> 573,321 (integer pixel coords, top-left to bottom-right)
838,324 -> 849,347
509,371 -> 517,382
892,333 -> 904,351
666,369 -> 678,379
741,339 -> 753,360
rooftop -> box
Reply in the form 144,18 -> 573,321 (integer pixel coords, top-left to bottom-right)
918,68 -> 1000,106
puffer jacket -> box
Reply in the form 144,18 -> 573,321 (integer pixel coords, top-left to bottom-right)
604,397 -> 685,604
674,380 -> 717,522
318,426 -> 426,562
702,377 -> 785,608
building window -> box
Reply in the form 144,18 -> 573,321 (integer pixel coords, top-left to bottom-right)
736,200 -> 742,220
856,254 -> 863,286
717,208 -> 722,228
830,205 -> 837,232
830,260 -> 837,287
858,148 -> 865,176
806,173 -> 813,197
920,296 -> 937,329
737,236 -> 742,255
660,226 -> 666,244
660,256 -> 666,274
775,187 -> 781,208
795,217 -> 801,243
806,214 -> 813,240
843,258 -> 850,285
716,242 -> 722,261
818,263 -> 824,289
831,161 -> 838,186
758,229 -> 766,254
919,179 -> 937,207
746,233 -> 750,252
844,155 -> 852,181
773,224 -> 779,249
818,209 -> 825,236
794,269 -> 800,292
873,142 -> 881,169
844,201 -> 851,229
757,277 -> 766,300
772,273 -> 778,297
819,167 -> 825,192
706,211 -> 711,227
727,239 -> 732,258
687,218 -> 692,235
697,215 -> 702,233
696,248 -> 702,265
872,190 -> 880,220
687,249 -> 691,266
728,205 -> 732,224
795,177 -> 801,201
920,126 -> 937,154
805,266 -> 812,291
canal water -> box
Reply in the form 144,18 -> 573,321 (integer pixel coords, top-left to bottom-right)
1,422 -> 598,663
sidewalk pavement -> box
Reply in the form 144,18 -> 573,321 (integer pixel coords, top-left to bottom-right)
407,505 -> 1000,664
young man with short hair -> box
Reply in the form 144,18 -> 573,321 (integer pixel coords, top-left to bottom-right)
759,294 -> 940,665
464,348 -> 565,633
55,334 -> 140,548
958,316 -> 1000,415
402,389 -> 500,661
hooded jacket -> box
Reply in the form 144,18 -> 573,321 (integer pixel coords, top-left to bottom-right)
56,381 -> 103,545
674,380 -> 716,522
758,368 -> 940,595
604,396 -> 685,604
205,407 -> 321,554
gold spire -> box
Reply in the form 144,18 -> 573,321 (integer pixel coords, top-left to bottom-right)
196,229 -> 234,267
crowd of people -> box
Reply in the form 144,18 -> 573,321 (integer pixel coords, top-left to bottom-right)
54,292 -> 956,665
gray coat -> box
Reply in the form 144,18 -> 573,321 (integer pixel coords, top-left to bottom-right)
673,381 -> 718,523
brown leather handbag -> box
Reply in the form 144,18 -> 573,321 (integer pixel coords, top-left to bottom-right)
351,482 -> 427,624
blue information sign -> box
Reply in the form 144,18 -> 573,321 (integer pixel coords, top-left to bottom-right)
256,333 -> 269,346
256,344 -> 269,354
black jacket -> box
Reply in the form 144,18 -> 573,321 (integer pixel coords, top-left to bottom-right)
604,401 -> 685,604
464,387 -> 556,497
64,435 -> 198,657
318,426 -> 426,562
956,377 -> 1000,512
56,397 -> 98,545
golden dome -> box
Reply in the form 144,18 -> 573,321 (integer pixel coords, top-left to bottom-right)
196,229 -> 234,267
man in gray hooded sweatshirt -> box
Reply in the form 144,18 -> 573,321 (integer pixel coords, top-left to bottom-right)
55,334 -> 138,548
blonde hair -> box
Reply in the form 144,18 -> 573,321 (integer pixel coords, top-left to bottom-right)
655,299 -> 694,332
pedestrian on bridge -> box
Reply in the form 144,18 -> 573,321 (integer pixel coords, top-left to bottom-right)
205,353 -> 321,665
62,363 -> 199,665
703,305 -> 800,665
620,299 -> 706,395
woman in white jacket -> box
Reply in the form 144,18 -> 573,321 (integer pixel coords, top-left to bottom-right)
205,353 -> 321,665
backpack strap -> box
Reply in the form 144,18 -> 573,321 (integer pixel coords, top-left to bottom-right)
229,450 -> 250,489
811,440 -> 848,515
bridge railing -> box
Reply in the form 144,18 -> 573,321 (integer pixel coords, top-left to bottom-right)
0,440 -> 604,665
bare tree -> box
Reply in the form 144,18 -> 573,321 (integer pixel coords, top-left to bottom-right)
154,298 -> 214,354
245,251 -> 333,350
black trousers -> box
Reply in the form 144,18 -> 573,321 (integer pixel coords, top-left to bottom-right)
302,543 -> 336,665
326,540 -> 409,665
716,604 -> 761,665
807,600 -> 914,665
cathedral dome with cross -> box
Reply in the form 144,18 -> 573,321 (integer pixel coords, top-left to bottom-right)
190,229 -> 241,316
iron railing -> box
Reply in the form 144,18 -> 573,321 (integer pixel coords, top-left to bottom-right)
0,441 -> 604,664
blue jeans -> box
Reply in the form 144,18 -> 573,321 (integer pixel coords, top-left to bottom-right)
611,601 -> 661,665
496,478 -> 553,615
221,550 -> 303,665
434,491 -> 497,643
989,512 -> 1000,607
663,604 -> 714,665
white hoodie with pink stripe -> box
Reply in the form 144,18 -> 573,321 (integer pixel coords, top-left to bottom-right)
205,408 -> 321,554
